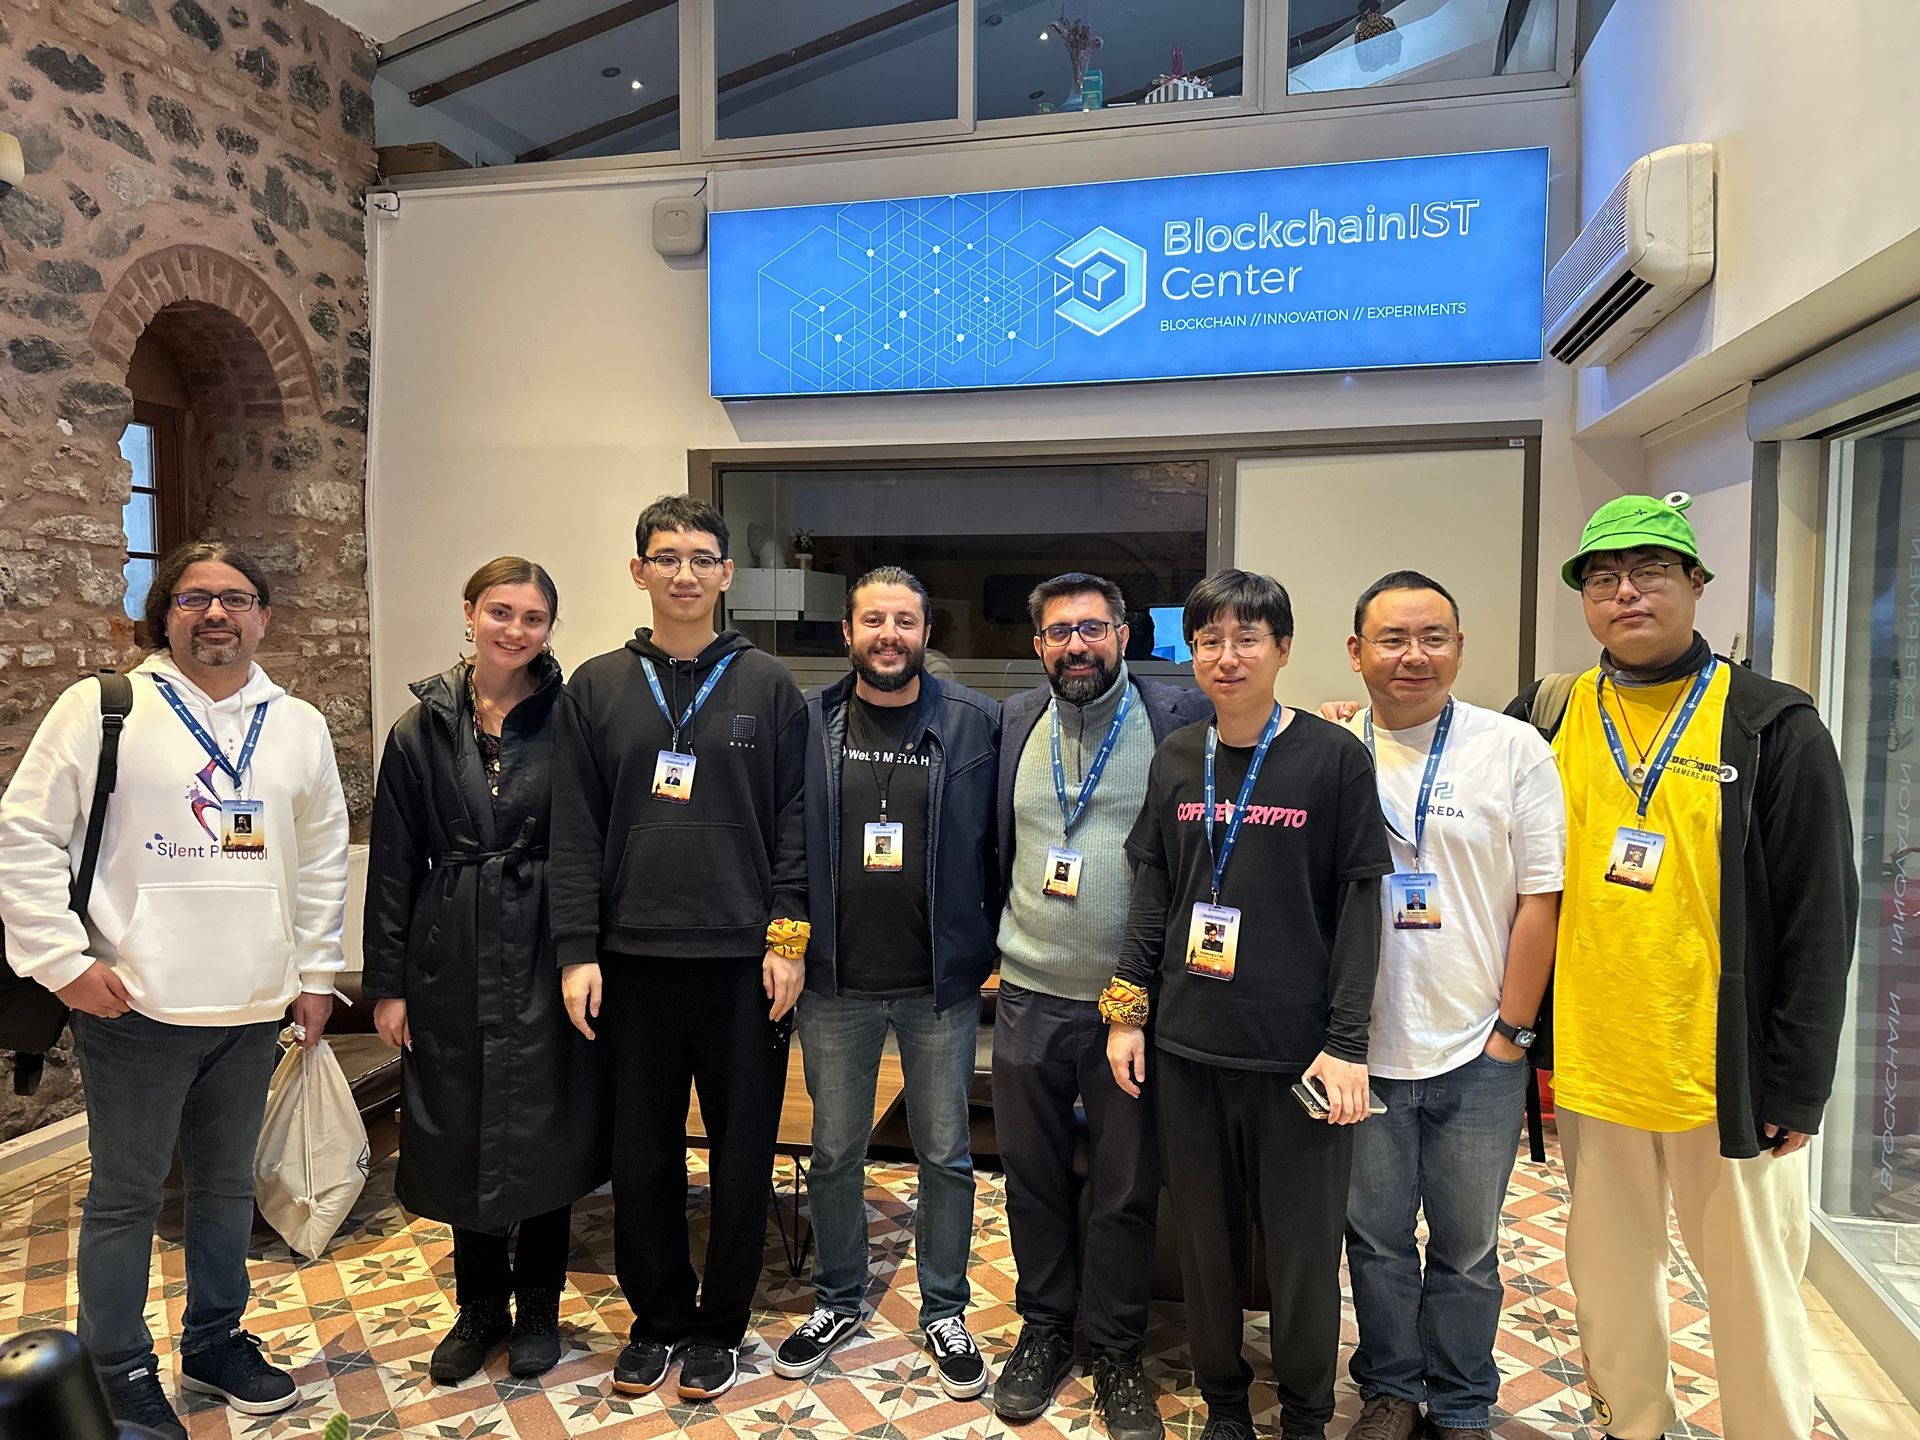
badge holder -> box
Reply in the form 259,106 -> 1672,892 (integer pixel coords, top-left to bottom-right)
864,821 -> 904,872
1388,871 -> 1442,930
221,798 -> 267,857
1185,902 -> 1241,980
1042,845 -> 1083,899
1605,826 -> 1666,891
652,750 -> 696,803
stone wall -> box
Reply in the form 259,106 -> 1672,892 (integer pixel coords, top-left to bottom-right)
0,0 -> 378,1138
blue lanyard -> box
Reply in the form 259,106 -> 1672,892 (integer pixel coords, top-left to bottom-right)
1203,705 -> 1284,904
152,676 -> 268,791
1596,658 -> 1719,819
641,652 -> 735,750
1363,697 -> 1453,869
1050,685 -> 1133,837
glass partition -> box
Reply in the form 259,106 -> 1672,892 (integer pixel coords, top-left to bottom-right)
976,0 -> 1247,121
1819,408 -> 1920,1332
1286,0 -> 1559,96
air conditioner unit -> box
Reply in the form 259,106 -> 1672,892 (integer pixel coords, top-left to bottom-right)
1544,142 -> 1715,367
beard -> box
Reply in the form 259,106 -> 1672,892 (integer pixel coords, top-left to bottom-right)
1048,651 -> 1118,705
188,625 -> 244,667
852,641 -> 924,693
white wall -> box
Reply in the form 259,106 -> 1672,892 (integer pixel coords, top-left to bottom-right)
1574,0 -> 1920,437
366,94 -> 1598,745
1639,394 -> 1753,657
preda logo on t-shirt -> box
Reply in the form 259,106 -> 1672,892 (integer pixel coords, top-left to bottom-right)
1176,800 -> 1309,828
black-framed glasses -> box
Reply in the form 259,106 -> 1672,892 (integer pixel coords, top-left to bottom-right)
1192,629 -> 1274,661
1039,619 -> 1114,647
1580,561 -> 1681,600
173,590 -> 260,613
1361,630 -> 1459,658
642,553 -> 724,577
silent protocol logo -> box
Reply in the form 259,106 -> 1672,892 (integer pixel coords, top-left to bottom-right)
1053,226 -> 1148,336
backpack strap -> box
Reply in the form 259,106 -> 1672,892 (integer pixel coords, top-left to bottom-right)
1527,670 -> 1579,742
69,672 -> 134,917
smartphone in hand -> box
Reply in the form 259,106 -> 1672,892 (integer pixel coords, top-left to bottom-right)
1291,1077 -> 1387,1120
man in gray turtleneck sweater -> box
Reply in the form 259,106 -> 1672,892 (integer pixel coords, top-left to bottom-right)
988,573 -> 1209,1437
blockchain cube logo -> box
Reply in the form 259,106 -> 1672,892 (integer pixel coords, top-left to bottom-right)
1053,225 -> 1148,337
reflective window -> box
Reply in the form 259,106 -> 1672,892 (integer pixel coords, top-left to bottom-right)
375,0 -> 681,168
1821,410 -> 1920,1330
714,0 -> 959,142
978,0 -> 1245,120
118,422 -> 159,621
1287,0 -> 1559,96
716,461 -> 1210,697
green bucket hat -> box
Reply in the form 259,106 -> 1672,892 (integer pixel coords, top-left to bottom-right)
1562,490 -> 1714,590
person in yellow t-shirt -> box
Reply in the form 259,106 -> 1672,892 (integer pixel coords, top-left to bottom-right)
1519,494 -> 1859,1440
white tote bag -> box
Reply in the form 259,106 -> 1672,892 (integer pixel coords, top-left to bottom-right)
253,1040 -> 371,1260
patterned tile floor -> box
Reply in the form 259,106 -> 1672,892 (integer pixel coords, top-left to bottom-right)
0,1134 -> 1905,1438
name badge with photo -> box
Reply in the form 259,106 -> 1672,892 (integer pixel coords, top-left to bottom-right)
1042,845 -> 1083,900
864,821 -> 904,872
220,799 -> 267,857
1388,871 -> 1442,930
1185,902 -> 1241,981
652,750 -> 697,803
1605,826 -> 1666,892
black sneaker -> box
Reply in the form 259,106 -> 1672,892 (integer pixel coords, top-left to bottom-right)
178,1327 -> 298,1416
508,1288 -> 564,1377
1091,1349 -> 1164,1440
612,1337 -> 677,1395
924,1316 -> 987,1400
677,1343 -> 739,1400
430,1297 -> 512,1383
1198,1412 -> 1254,1440
773,1307 -> 860,1378
992,1323 -> 1074,1420
102,1363 -> 187,1440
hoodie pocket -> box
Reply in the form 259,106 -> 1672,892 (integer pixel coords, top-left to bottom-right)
119,883 -> 291,1013
610,822 -> 769,933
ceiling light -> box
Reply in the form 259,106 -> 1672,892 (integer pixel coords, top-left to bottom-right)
632,80 -> 644,90
1039,31 -> 1049,41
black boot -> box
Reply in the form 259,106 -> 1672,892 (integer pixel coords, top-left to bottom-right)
509,1287 -> 564,1377
430,1296 -> 512,1383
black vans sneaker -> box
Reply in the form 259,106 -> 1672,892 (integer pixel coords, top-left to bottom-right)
102,1363 -> 187,1440
923,1316 -> 987,1400
774,1307 -> 859,1378
677,1343 -> 739,1400
178,1328 -> 298,1415
612,1337 -> 677,1395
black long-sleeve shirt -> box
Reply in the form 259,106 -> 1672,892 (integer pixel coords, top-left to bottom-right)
1115,711 -> 1390,1072
548,629 -> 807,967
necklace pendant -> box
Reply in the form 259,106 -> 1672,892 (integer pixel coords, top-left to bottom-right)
1629,763 -> 1649,786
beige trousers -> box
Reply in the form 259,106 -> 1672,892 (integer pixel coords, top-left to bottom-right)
1560,1111 -> 1813,1440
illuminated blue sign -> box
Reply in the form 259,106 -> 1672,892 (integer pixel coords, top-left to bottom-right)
708,148 -> 1548,398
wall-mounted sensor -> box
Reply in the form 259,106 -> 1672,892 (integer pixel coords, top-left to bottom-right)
654,194 -> 707,257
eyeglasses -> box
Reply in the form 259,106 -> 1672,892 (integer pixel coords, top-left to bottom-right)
1579,561 -> 1682,600
1361,630 -> 1459,658
642,553 -> 723,578
1038,619 -> 1114,647
1192,629 -> 1274,661
173,590 -> 260,612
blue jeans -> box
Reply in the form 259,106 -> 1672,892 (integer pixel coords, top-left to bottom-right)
1346,1048 -> 1528,1429
798,988 -> 980,1326
72,1010 -> 281,1374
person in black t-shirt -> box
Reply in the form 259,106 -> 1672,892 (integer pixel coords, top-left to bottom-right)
1102,570 -> 1390,1440
777,568 -> 1003,1399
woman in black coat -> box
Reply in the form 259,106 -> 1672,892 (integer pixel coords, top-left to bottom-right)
363,557 -> 606,1383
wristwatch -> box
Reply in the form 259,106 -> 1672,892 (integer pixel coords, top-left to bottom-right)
1492,1017 -> 1537,1049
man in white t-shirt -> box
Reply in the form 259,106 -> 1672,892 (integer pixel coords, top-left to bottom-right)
1339,571 -> 1565,1440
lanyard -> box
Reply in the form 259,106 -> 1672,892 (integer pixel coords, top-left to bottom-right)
1363,697 -> 1453,869
153,676 -> 268,793
851,699 -> 917,820
1596,658 -> 1719,819
1050,685 -> 1133,838
1203,705 -> 1284,905
641,653 -> 735,751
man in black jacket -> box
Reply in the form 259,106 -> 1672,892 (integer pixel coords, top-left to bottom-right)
1516,493 -> 1858,1440
989,572 -> 1208,1436
773,567 -> 1002,1400
549,495 -> 809,1404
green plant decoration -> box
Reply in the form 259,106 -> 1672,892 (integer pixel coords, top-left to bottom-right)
322,1414 -> 351,1440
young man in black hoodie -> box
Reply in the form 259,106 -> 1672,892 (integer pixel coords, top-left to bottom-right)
1513,494 -> 1858,1440
550,495 -> 809,1402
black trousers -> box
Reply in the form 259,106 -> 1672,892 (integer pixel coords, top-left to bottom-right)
451,1204 -> 573,1305
1156,1050 -> 1352,1434
992,982 -> 1161,1354
601,956 -> 791,1348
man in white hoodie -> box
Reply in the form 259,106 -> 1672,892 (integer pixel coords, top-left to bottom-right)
0,541 -> 349,1440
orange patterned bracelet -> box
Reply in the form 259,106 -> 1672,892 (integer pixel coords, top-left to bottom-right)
1099,978 -> 1150,1027
766,918 -> 812,961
